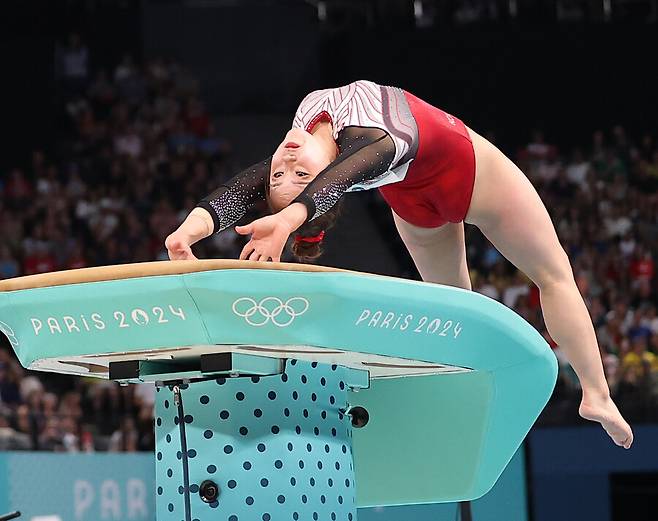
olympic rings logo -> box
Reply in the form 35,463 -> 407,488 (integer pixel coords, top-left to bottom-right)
0,320 -> 19,347
232,297 -> 309,327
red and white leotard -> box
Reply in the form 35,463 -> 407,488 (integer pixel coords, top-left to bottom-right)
198,80 -> 476,232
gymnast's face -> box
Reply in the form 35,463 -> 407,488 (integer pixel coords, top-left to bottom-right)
269,128 -> 334,211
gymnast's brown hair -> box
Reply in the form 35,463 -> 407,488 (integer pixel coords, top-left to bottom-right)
264,174 -> 341,263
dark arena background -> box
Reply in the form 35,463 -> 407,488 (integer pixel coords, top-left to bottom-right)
1,1 -> 657,520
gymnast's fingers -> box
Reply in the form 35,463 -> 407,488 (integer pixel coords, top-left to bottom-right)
235,223 -> 254,236
181,245 -> 197,260
248,249 -> 261,261
171,249 -> 190,261
240,241 -> 254,260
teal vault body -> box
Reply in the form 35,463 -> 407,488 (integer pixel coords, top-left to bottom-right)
0,260 -> 557,518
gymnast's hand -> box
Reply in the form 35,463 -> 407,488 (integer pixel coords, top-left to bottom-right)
236,203 -> 308,262
165,232 -> 199,261
236,214 -> 292,262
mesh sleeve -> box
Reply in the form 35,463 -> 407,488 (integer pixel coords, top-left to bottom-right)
196,157 -> 270,234
292,127 -> 396,222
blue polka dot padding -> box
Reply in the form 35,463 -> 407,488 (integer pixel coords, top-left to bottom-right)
155,359 -> 357,521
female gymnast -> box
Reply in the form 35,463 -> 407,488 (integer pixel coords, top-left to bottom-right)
165,80 -> 633,449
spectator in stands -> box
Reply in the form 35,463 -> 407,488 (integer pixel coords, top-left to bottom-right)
472,271 -> 500,301
55,33 -> 90,99
0,409 -> 30,450
502,270 -> 531,309
649,334 -> 658,397
38,416 -> 64,451
88,69 -> 117,117
629,246 -> 655,291
109,416 -> 139,452
3,169 -> 32,210
22,243 -> 57,275
114,55 -> 147,106
13,404 -> 38,450
565,148 -> 591,190
60,415 -> 81,452
619,336 -> 655,391
642,305 -> 658,334
0,360 -> 21,406
546,168 -> 576,201
628,306 -> 653,342
600,344 -> 620,394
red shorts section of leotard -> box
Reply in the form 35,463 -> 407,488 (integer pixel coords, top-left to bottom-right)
378,91 -> 476,228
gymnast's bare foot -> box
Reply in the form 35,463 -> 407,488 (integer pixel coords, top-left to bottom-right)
579,393 -> 633,449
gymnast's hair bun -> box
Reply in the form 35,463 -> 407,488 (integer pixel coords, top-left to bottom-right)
291,203 -> 342,263
292,231 -> 324,261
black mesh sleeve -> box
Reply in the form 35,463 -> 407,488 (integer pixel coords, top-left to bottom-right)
291,127 -> 396,222
196,157 -> 271,234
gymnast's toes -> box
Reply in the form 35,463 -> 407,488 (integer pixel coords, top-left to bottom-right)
579,396 -> 634,449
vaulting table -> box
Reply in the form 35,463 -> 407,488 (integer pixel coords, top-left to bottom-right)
0,260 -> 557,521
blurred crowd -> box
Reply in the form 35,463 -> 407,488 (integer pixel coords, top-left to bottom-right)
1,34 -> 241,281
0,349 -> 155,452
0,35 -> 244,452
1,34 -> 658,451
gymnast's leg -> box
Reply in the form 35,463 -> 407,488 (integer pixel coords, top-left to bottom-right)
463,126 -> 633,448
392,213 -> 472,291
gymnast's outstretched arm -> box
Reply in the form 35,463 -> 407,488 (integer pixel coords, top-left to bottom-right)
196,157 -> 271,233
165,158 -> 270,260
